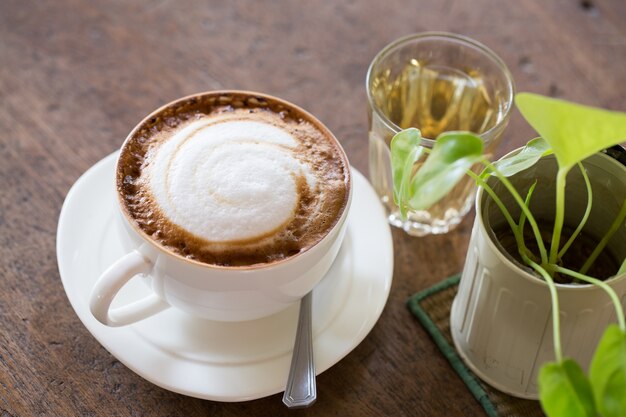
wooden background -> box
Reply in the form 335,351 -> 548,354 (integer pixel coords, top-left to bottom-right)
1,0 -> 625,415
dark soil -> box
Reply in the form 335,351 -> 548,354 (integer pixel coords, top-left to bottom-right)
494,222 -> 620,284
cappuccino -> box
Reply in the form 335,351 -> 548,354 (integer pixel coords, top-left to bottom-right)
117,93 -> 350,267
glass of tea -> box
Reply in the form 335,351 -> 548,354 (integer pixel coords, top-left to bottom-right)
366,32 -> 515,236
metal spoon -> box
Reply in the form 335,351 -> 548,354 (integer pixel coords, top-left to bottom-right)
282,291 -> 316,408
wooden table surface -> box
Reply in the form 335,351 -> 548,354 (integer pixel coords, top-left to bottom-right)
2,1 -> 625,415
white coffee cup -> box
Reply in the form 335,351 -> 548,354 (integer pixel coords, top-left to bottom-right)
89,91 -> 353,327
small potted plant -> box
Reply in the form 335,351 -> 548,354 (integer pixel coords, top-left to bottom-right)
391,93 -> 626,417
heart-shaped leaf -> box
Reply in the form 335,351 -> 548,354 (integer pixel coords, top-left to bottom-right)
390,128 -> 425,217
589,324 -> 626,417
487,137 -> 553,178
516,93 -> 626,171
539,359 -> 596,417
407,131 -> 483,210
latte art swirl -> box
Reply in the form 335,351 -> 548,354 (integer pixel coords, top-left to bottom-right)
119,100 -> 349,267
147,117 -> 317,243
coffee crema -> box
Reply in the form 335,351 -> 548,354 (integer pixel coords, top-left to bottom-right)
117,94 -> 350,267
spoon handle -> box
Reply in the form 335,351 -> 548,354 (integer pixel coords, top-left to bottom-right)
283,291 -> 316,408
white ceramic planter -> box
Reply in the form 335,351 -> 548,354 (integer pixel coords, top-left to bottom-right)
450,151 -> 626,399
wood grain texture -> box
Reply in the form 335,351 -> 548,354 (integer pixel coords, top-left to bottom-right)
1,0 -> 624,415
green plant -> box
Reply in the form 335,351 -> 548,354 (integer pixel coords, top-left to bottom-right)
391,93 -> 626,417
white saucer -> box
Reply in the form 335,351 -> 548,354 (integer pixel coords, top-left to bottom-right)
57,152 -> 393,402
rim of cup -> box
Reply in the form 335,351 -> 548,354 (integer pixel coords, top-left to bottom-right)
115,90 -> 353,271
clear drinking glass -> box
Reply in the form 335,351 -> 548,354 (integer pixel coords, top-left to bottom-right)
366,32 -> 515,236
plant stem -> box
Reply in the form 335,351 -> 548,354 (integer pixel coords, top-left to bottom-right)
527,260 -> 563,363
482,159 -> 548,265
558,163 -> 592,259
398,145 -> 425,218
553,265 -> 626,332
580,198 -> 626,275
518,181 -> 537,263
619,259 -> 626,276
549,168 -> 569,264
468,170 -> 520,239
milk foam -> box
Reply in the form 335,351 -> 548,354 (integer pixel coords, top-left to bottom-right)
145,116 -> 317,243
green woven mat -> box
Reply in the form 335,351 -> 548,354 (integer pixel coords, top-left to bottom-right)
407,275 -> 545,417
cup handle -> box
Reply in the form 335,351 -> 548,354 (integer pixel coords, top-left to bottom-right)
90,250 -> 169,327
